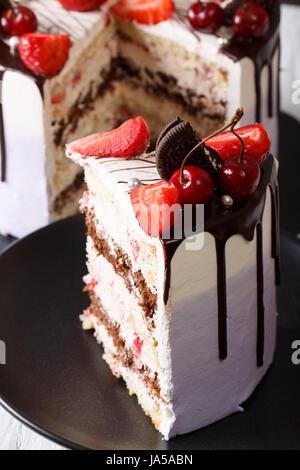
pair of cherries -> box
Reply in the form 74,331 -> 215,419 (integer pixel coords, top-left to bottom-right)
169,110 -> 266,205
187,1 -> 269,38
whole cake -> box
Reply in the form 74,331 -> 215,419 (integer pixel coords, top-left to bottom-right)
66,112 -> 279,439
0,0 -> 280,237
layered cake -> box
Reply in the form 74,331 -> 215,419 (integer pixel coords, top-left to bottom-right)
0,0 -> 280,237
66,112 -> 279,439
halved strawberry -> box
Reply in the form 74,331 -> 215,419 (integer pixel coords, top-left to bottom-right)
19,33 -> 71,77
205,123 -> 271,164
110,0 -> 174,25
58,0 -> 107,11
130,181 -> 180,237
69,117 -> 150,158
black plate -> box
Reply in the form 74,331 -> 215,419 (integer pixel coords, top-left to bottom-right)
0,214 -> 300,450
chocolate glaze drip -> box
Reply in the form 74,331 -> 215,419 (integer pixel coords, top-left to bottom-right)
0,41 -> 45,94
176,0 -> 280,124
220,0 -> 280,123
0,40 -> 45,182
162,155 -> 279,366
0,70 -> 6,182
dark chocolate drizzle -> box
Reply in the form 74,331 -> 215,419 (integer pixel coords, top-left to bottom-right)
0,41 -> 45,182
162,155 -> 279,366
0,70 -> 6,182
176,0 -> 280,124
0,40 -> 45,94
220,0 -> 280,123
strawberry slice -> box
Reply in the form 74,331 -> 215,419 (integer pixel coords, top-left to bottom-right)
110,0 -> 174,25
19,33 -> 71,77
69,117 -> 150,158
58,0 -> 107,11
205,123 -> 271,164
130,181 -> 180,237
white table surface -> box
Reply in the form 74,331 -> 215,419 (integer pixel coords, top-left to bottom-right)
0,408 -> 64,450
0,3 -> 299,451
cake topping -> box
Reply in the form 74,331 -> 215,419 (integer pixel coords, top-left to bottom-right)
128,177 -> 142,189
220,194 -> 234,207
58,0 -> 108,11
167,107 -> 264,203
170,165 -> 215,205
155,118 -> 222,184
155,116 -> 182,148
218,153 -> 261,201
218,122 -> 261,200
130,180 -> 180,236
232,1 -> 269,38
0,6 -> 37,37
187,1 -> 225,34
18,33 -> 71,77
110,0 -> 174,25
68,116 -> 150,158
206,123 -> 271,164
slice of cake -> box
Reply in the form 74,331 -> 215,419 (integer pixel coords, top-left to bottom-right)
66,113 -> 279,439
0,0 -> 280,237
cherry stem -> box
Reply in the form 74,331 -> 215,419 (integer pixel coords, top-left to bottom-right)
231,126 -> 245,165
179,107 -> 244,185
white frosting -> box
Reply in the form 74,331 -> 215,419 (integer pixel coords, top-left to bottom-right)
169,190 -> 277,437
0,71 -> 49,236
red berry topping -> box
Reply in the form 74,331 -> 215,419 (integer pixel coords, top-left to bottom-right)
19,33 -> 71,77
232,1 -> 269,38
205,124 -> 270,164
110,0 -> 174,25
130,180 -> 180,236
218,156 -> 261,201
187,1 -> 225,33
170,165 -> 215,205
0,6 -> 37,37
69,117 -> 150,158
57,0 -> 107,11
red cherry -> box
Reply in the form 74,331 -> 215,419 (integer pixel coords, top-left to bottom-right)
218,156 -> 261,201
232,1 -> 269,38
187,1 -> 225,33
170,165 -> 215,205
0,6 -> 37,37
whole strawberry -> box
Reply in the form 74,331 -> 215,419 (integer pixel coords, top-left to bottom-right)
19,33 -> 71,77
58,0 -> 107,11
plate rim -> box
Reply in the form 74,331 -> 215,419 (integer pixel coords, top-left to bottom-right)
0,215 -> 90,450
0,395 -> 89,450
